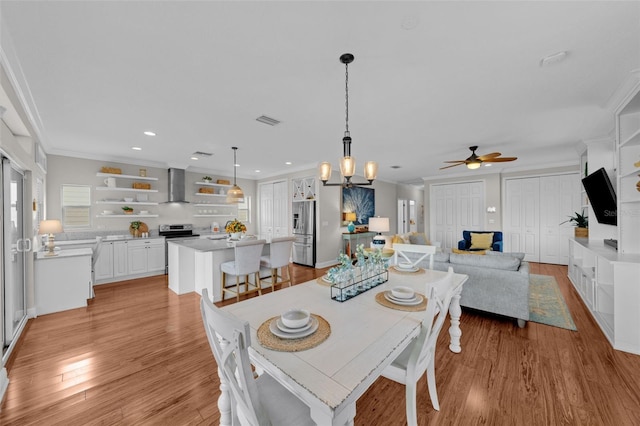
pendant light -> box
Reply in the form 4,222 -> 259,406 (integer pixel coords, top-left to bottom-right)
226,146 -> 244,203
319,53 -> 378,188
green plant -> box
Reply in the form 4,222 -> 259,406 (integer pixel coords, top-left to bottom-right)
130,221 -> 142,230
225,219 -> 246,233
122,206 -> 133,212
202,176 -> 213,181
560,211 -> 588,228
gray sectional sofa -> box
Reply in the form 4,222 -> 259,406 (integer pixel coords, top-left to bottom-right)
412,250 -> 530,327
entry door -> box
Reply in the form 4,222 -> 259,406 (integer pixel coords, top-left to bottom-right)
2,158 -> 28,351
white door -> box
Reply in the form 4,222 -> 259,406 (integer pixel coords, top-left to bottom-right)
259,183 -> 274,239
504,177 -> 540,261
539,174 -> 580,264
113,241 -> 129,277
128,245 -> 148,275
94,242 -> 114,281
147,242 -> 165,272
272,180 -> 288,237
432,182 -> 485,250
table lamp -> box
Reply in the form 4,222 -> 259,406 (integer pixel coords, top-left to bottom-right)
38,219 -> 63,256
345,212 -> 357,233
368,217 -> 389,248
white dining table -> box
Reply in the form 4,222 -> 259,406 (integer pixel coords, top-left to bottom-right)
219,268 -> 467,425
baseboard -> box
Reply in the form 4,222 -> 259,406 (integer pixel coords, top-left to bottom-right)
316,259 -> 339,269
0,368 -> 8,407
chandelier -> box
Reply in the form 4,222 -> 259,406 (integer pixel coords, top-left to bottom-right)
319,53 -> 378,187
226,147 -> 244,203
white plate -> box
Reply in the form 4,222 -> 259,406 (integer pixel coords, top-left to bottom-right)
322,274 -> 333,283
270,316 -> 319,339
384,291 -> 423,306
386,292 -> 420,304
393,265 -> 419,273
276,317 -> 313,333
397,262 -> 414,270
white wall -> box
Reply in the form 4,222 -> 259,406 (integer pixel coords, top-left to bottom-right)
46,155 -> 257,235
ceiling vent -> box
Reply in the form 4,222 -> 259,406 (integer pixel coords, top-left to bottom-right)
256,115 -> 281,126
192,151 -> 213,157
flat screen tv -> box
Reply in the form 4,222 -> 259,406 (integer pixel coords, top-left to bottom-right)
582,167 -> 617,226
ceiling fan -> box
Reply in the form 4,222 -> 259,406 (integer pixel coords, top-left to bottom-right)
440,146 -> 517,170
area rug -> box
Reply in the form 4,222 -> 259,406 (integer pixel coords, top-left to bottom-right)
529,274 -> 577,331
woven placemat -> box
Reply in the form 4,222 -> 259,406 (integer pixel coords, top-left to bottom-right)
389,266 -> 426,275
257,314 -> 331,352
375,291 -> 427,312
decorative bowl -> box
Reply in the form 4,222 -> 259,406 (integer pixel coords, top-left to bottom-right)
124,197 -> 134,202
397,262 -> 414,270
391,286 -> 414,299
281,309 -> 310,329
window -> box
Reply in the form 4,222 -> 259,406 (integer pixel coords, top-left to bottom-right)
237,196 -> 251,223
61,185 -> 91,227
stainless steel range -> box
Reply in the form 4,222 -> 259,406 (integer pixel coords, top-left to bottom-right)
159,224 -> 200,273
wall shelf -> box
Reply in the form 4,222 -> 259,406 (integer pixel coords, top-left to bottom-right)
96,214 -> 159,218
96,187 -> 158,193
96,201 -> 158,206
196,181 -> 232,188
96,172 -> 158,181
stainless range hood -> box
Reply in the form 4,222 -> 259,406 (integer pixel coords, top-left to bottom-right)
167,168 -> 188,203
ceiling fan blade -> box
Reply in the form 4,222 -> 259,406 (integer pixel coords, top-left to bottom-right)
439,163 -> 465,170
443,160 -> 467,163
477,152 -> 501,160
484,157 -> 518,162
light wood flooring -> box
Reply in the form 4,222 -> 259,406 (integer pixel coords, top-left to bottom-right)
1,263 -> 640,425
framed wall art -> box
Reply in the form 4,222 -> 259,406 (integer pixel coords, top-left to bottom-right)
342,186 -> 375,226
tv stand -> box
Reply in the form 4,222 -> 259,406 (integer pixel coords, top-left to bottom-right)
604,239 -> 618,250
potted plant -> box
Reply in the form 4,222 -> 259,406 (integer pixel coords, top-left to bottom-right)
561,211 -> 588,238
122,206 -> 134,215
225,218 -> 246,240
202,176 -> 213,182
130,220 -> 142,237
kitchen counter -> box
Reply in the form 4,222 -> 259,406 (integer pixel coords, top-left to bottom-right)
167,238 -> 271,300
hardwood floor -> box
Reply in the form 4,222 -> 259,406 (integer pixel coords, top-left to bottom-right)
1,262 -> 639,425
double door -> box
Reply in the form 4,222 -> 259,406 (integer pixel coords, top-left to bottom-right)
259,180 -> 288,239
431,181 -> 485,249
503,174 -> 580,264
1,157 -> 29,354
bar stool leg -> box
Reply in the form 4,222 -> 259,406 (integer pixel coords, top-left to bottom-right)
221,272 -> 226,301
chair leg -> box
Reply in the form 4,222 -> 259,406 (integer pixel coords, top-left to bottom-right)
255,272 -> 262,296
284,264 -> 292,287
235,275 -> 240,302
271,268 -> 277,293
221,272 -> 226,301
406,379 -> 418,426
426,358 -> 440,411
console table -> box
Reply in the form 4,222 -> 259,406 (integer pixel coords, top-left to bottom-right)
342,231 -> 376,258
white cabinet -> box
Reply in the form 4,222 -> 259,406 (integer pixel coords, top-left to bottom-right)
35,249 -> 92,315
94,241 -> 114,281
113,241 -> 129,277
127,238 -> 165,275
95,172 -> 159,218
568,238 -> 640,355
292,177 -> 316,201
615,78 -> 640,255
259,180 -> 289,240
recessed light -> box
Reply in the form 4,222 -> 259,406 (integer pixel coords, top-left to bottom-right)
255,170 -> 261,173
190,156 -> 198,160
132,146 -> 142,151
484,163 -> 492,167
285,161 -> 292,165
391,165 -> 401,169
143,131 -> 156,136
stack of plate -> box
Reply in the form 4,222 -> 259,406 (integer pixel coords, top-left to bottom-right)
384,286 -> 423,306
395,262 -> 419,273
270,309 -> 319,339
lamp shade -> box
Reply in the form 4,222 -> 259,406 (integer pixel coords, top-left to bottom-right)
368,217 -> 389,233
38,219 -> 63,235
345,212 -> 356,222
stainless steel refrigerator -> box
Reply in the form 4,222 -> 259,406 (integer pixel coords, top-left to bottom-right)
292,201 -> 315,267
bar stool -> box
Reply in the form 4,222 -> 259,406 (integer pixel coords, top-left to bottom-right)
260,236 -> 295,293
221,239 -> 266,302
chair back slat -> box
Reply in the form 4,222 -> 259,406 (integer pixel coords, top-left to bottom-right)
201,289 -> 270,425
392,243 -> 437,269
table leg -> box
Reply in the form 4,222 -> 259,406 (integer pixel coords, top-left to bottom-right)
310,401 -> 356,426
448,292 -> 462,353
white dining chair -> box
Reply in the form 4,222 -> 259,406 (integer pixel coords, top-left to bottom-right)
90,237 -> 103,298
200,289 -> 314,426
381,267 -> 456,425
260,236 -> 295,292
221,239 -> 266,302
392,243 -> 437,269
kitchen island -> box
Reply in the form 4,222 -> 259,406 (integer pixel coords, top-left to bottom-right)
168,238 -> 271,301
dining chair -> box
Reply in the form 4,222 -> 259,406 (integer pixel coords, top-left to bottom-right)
90,237 -> 103,298
392,243 -> 437,269
200,289 -> 314,426
381,267 -> 456,425
221,239 -> 266,302
259,236 -> 295,292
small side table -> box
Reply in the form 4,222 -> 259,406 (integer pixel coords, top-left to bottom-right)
342,232 -> 376,258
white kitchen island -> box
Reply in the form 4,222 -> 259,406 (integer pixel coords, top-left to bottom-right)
168,239 -> 271,301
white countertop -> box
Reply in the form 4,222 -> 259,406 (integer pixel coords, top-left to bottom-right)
35,248 -> 93,260
571,237 -> 640,263
168,238 -> 237,252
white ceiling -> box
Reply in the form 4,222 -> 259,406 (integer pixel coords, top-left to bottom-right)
1,1 -> 639,184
